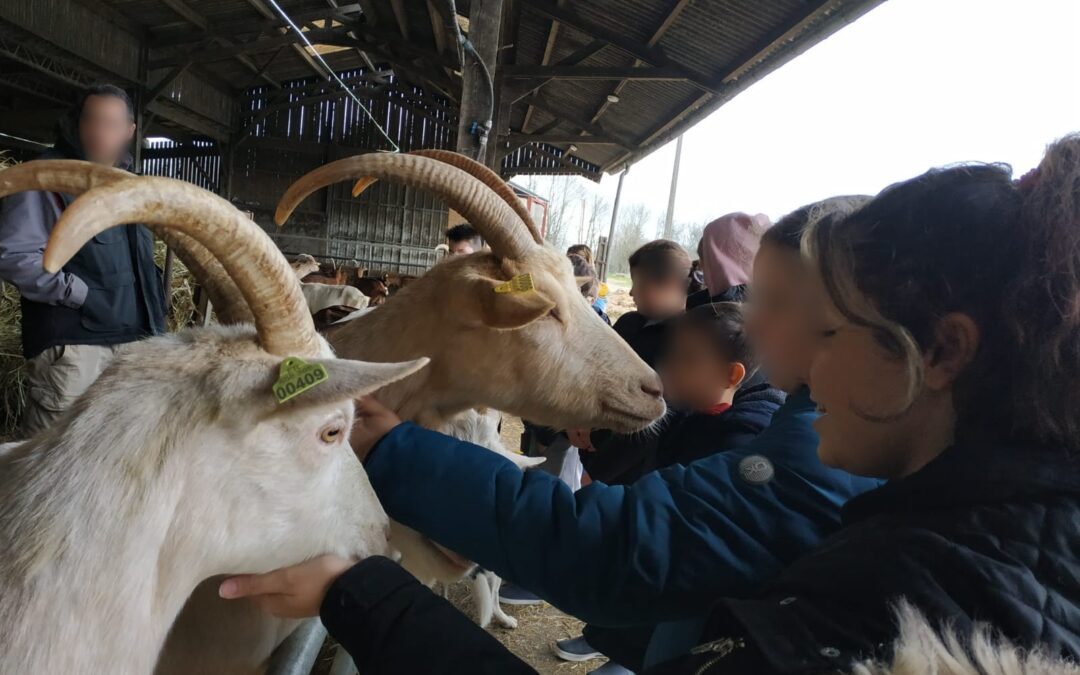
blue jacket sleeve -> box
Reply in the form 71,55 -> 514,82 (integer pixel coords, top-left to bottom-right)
365,396 -> 877,628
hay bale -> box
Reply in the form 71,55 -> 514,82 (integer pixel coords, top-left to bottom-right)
0,282 -> 27,441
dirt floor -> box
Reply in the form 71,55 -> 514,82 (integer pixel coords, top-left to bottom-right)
445,580 -> 600,673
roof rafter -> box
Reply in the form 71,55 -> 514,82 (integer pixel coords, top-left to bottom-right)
159,0 -> 281,88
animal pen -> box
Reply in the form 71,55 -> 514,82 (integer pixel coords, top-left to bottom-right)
0,0 -> 884,672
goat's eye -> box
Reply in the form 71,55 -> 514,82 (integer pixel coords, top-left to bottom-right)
320,426 -> 344,444
548,308 -> 562,324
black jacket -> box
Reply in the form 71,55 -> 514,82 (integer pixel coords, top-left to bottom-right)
686,284 -> 749,310
584,382 -> 781,485
612,311 -> 671,369
648,440 -> 1080,674
322,556 -> 534,674
17,148 -> 166,357
647,383 -> 785,472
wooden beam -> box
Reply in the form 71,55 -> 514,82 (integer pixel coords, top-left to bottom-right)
159,0 -> 281,88
586,0 -> 693,129
509,39 -> 605,104
455,0 -> 504,164
521,0 -> 562,133
522,94 -> 635,152
151,7 -> 356,47
524,0 -> 719,94
507,132 -> 616,145
144,61 -> 192,107
148,28 -> 355,69
389,0 -> 410,40
242,0 -> 333,82
71,0 -> 147,38
502,65 -> 686,80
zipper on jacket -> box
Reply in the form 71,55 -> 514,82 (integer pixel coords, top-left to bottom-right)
690,637 -> 745,675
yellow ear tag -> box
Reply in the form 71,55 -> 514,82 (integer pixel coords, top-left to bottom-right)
493,273 -> 535,294
273,357 -> 329,404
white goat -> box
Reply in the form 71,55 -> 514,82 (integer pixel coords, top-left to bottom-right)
0,166 -> 426,674
153,151 -> 668,675
434,408 -> 543,630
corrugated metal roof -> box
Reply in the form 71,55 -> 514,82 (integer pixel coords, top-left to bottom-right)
0,0 -> 884,178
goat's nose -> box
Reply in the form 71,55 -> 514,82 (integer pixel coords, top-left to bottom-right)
640,379 -> 663,399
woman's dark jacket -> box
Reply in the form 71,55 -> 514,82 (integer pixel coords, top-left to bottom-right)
648,440 -> 1080,673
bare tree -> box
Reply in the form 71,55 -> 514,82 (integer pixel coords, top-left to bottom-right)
674,220 -> 707,256
543,175 -> 586,249
610,203 -> 652,274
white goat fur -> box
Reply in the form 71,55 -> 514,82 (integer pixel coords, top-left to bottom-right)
850,602 -> 1079,675
161,248 -> 665,674
0,325 -> 424,674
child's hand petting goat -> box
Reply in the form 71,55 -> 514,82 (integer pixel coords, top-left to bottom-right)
219,555 -> 356,619
349,396 -> 404,460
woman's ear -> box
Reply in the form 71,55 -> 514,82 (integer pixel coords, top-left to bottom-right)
728,362 -> 747,388
924,313 -> 980,391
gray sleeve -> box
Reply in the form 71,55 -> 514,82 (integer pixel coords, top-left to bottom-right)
0,191 -> 87,308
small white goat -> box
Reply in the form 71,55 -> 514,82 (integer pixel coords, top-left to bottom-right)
0,166 -> 426,674
434,408 -> 543,630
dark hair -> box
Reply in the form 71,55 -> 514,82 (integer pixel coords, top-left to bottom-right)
813,135 -> 1080,451
673,302 -> 755,373
78,83 -> 135,122
764,195 -> 871,251
567,244 -> 594,265
446,223 -> 482,245
568,253 -> 598,298
628,239 -> 691,285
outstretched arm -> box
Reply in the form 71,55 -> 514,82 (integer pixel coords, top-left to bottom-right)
363,420 -> 839,628
220,555 -> 534,675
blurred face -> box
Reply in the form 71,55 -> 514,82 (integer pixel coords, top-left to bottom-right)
79,94 -> 135,166
744,245 -> 820,391
808,289 -> 966,480
661,326 -> 742,411
448,237 -> 480,256
629,270 -> 686,320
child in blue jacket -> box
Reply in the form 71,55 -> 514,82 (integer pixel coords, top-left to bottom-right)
220,196 -> 880,673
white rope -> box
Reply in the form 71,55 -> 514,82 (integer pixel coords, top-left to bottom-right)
265,0 -> 400,152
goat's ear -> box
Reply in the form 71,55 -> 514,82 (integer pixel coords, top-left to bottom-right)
272,357 -> 429,411
463,274 -> 556,330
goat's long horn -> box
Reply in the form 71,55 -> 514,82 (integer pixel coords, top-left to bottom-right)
277,153 -> 536,261
45,176 -> 320,356
349,149 -> 544,245
0,160 -> 253,324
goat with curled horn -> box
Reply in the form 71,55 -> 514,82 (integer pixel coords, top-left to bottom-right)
0,163 -> 428,675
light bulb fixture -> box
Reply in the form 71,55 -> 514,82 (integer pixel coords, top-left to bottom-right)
606,94 -> 620,104
568,144 -> 579,153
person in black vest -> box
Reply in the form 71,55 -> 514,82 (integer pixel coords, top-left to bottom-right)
0,84 -> 166,435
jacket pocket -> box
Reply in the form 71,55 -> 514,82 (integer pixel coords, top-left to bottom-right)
80,270 -> 137,332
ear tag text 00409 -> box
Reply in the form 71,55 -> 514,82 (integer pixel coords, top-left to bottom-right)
274,357 -> 329,404
493,273 -> 535,294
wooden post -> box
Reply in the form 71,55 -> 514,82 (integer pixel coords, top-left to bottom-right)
662,133 -> 683,240
600,168 -> 627,282
456,0 -> 504,165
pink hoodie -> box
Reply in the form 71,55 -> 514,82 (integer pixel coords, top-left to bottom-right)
698,212 -> 771,295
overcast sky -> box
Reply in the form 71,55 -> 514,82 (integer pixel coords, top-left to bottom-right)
520,0 -> 1079,235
